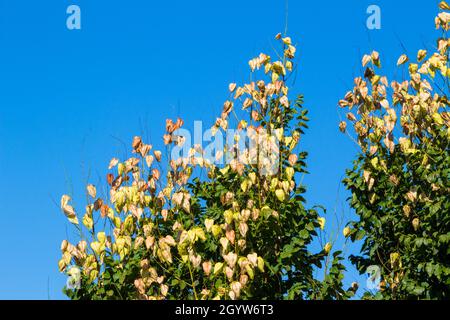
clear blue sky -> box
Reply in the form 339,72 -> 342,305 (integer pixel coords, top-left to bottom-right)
0,0 -> 440,299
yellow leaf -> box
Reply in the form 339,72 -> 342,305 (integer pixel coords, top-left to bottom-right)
241,180 -> 249,193
417,49 -> 427,62
82,213 -> 93,230
63,251 -> 72,265
286,60 -> 293,71
213,262 -> 224,275
282,37 -> 291,45
204,219 -> 214,232
439,1 -> 450,10
285,167 -> 295,181
245,265 -> 254,279
432,113 -> 444,125
343,227 -> 351,238
87,184 -> 96,198
362,54 -> 372,67
370,157 -> 379,169
412,218 -> 420,231
390,252 -> 400,268
409,63 -> 418,74
271,71 -> 279,83
281,181 -> 290,193
318,217 -> 326,230
60,195 -> 79,225
61,240 -> 68,252
257,257 -> 265,272
275,189 -> 285,202
211,225 -> 222,238
249,172 -> 257,184
89,270 -> 99,283
113,216 -> 121,228
220,165 -> 230,175
270,177 -> 278,191
58,259 -> 66,272
397,54 -> 409,66
261,206 -> 272,218
371,51 -> 381,67
118,163 -> 125,175
272,61 -> 286,75
194,227 -> 206,242
108,158 -> 119,169
224,210 -> 234,224
107,207 -> 115,219
371,75 -> 380,85
90,241 -> 104,256
97,232 -> 106,244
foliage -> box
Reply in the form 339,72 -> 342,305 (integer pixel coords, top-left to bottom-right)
339,3 -> 450,299
59,34 -> 354,300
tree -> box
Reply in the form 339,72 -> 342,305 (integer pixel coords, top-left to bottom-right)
58,34 -> 354,300
339,2 -> 450,299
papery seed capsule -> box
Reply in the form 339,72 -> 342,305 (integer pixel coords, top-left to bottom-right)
58,259 -> 66,272
324,242 -> 332,254
61,240 -> 69,252
412,218 -> 420,231
288,154 -> 298,166
343,227 -> 351,238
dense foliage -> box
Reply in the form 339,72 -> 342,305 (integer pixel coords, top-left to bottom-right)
339,3 -> 450,299
59,3 -> 450,300
58,35 -> 354,300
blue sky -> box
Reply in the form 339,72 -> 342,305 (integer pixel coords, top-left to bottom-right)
0,0 -> 440,299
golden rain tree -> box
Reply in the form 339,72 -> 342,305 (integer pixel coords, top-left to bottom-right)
339,2 -> 450,299
58,35 -> 356,300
